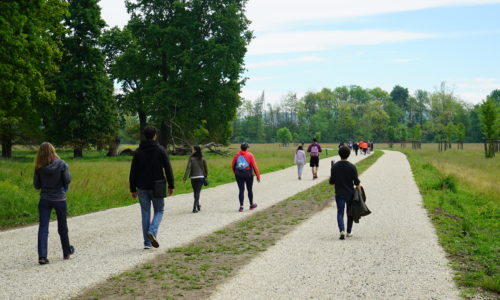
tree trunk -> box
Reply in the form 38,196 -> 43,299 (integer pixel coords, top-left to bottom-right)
138,110 -> 147,141
158,121 -> 168,148
74,148 -> 83,158
107,136 -> 120,157
1,124 -> 12,158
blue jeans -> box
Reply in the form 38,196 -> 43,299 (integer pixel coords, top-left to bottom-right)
137,189 -> 165,246
335,195 -> 354,233
38,199 -> 71,258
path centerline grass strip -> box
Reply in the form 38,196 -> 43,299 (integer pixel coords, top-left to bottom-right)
77,151 -> 383,300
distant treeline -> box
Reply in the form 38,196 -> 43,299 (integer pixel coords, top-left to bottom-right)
232,84 -> 500,144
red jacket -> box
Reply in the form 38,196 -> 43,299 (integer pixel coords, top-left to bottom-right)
232,150 -> 260,180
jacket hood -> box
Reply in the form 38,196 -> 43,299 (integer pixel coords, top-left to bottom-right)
39,159 -> 65,174
139,140 -> 160,152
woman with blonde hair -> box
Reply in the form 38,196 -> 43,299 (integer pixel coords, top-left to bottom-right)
33,142 -> 74,265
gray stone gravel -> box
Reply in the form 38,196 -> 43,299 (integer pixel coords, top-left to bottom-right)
0,153 -> 368,300
209,151 -> 460,300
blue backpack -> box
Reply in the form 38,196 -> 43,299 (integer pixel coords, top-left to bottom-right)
236,154 -> 250,170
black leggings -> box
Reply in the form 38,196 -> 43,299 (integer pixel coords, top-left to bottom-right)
236,175 -> 254,206
191,178 -> 204,208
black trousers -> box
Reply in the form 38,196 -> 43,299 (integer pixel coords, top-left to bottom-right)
191,178 -> 204,208
235,175 -> 254,206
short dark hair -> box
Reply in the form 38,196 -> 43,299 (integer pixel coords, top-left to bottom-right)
144,126 -> 157,140
339,145 -> 351,159
241,142 -> 249,150
312,138 -> 317,142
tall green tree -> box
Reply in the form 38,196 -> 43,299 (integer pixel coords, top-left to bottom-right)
479,95 -> 499,158
101,26 -> 151,141
43,0 -> 118,157
390,85 -> 409,115
0,0 -> 67,157
126,0 -> 252,147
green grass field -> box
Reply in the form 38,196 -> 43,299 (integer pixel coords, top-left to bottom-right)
0,143 -> 337,228
381,143 -> 499,298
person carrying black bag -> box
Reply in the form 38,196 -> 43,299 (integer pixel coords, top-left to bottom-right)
129,126 -> 175,249
183,146 -> 208,213
329,146 -> 360,240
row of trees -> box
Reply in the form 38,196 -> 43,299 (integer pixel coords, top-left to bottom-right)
232,84 -> 499,147
0,0 -> 252,158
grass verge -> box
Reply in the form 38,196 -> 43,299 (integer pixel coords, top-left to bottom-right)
403,151 -> 499,299
76,150 -> 383,300
0,144 -> 338,228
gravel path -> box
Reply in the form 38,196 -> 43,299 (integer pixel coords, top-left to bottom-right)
209,151 -> 460,300
0,153 -> 368,299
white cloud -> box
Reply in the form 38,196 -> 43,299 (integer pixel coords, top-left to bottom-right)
248,30 -> 435,55
246,0 -> 500,32
446,78 -> 500,104
247,56 -> 327,68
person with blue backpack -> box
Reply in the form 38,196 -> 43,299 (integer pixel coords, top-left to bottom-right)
307,138 -> 322,179
231,142 -> 261,212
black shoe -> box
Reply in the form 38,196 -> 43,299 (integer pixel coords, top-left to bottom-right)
197,205 -> 201,211
64,245 -> 75,259
38,257 -> 49,265
339,232 -> 346,240
192,209 -> 198,213
147,232 -> 160,248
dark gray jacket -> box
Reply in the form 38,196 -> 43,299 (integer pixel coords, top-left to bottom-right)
34,159 -> 71,200
183,157 -> 208,181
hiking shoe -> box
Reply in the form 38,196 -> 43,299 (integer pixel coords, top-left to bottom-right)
192,208 -> 198,213
250,203 -> 257,210
147,232 -> 159,248
144,245 -> 152,250
346,232 -> 353,238
197,205 -> 201,212
38,258 -> 49,265
238,206 -> 244,212
339,231 -> 346,240
64,245 -> 75,259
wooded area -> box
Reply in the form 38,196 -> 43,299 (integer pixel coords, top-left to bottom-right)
233,85 -> 500,151
0,1 -> 498,158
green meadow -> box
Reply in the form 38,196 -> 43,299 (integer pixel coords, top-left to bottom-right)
0,143 -> 337,228
382,143 -> 499,297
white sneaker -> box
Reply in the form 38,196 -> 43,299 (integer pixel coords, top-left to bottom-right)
346,233 -> 353,237
339,231 -> 346,240
144,245 -> 152,249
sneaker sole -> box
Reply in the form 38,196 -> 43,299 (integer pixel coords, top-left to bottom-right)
147,232 -> 160,248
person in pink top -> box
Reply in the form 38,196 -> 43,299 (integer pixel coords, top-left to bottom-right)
232,142 -> 261,212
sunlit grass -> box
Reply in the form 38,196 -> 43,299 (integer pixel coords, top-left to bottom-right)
0,143 -> 337,228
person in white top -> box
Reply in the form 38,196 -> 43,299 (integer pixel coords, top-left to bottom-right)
294,145 -> 306,180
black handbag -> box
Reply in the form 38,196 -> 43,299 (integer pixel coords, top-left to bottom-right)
203,177 -> 209,186
153,179 -> 166,198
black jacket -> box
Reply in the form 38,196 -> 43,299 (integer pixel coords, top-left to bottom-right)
34,159 -> 71,200
329,160 -> 360,199
129,140 -> 175,192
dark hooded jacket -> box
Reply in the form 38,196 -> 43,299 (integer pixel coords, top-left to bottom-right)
129,140 -> 175,192
34,159 -> 71,201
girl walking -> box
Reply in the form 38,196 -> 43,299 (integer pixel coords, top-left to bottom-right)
232,142 -> 261,212
33,142 -> 74,265
183,146 -> 208,213
294,145 -> 306,180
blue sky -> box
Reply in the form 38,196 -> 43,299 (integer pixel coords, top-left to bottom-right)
99,0 -> 500,105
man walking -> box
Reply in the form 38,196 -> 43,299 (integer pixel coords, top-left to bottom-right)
329,146 -> 360,240
130,126 -> 175,249
307,138 -> 322,179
